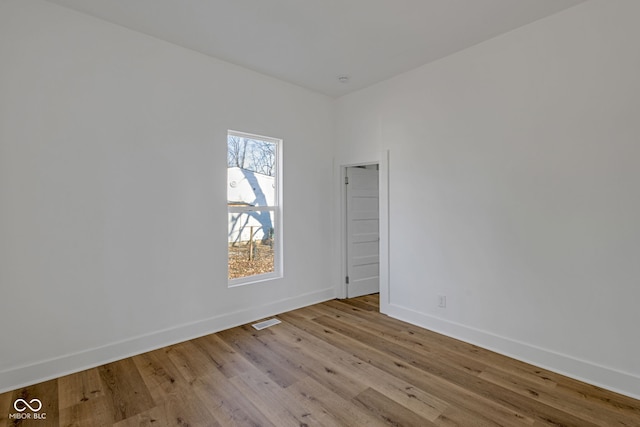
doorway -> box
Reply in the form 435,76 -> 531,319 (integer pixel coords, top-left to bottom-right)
344,165 -> 380,298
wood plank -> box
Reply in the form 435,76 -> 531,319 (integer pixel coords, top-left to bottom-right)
340,297 -> 379,312
98,358 -> 155,422
320,301 -> 490,376
110,405 -> 169,427
288,376 -> 390,427
323,301 -> 640,424
244,322 -> 368,400
479,366 -> 638,427
268,320 -> 449,422
316,310 -> 608,426
217,324 -> 306,388
229,367 -> 324,427
191,332 -> 256,379
192,371 -> 275,426
435,405 -> 510,427
279,310 -> 534,427
113,392 -> 221,427
166,340 -> 273,426
8,379 -> 59,427
0,294 -> 639,426
58,368 -> 105,410
0,392 -> 13,427
59,396 -> 113,427
132,347 -> 189,404
548,376 -> 640,422
357,293 -> 380,306
352,387 -> 438,427
164,341 -> 220,382
313,311 -> 600,427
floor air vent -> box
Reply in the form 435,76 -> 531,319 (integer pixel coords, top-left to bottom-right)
251,318 -> 281,330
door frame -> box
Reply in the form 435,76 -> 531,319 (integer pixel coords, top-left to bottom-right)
338,151 -> 389,311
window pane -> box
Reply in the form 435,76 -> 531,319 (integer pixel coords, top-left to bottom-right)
228,135 -> 277,207
228,211 -> 276,280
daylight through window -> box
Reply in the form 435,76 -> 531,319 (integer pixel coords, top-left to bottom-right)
227,131 -> 282,285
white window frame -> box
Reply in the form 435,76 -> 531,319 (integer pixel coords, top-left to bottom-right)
227,130 -> 283,287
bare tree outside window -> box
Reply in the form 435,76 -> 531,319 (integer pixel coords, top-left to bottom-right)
227,131 -> 281,284
227,135 -> 248,169
227,135 -> 276,177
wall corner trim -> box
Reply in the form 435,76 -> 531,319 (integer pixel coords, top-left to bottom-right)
385,303 -> 640,401
0,288 -> 336,394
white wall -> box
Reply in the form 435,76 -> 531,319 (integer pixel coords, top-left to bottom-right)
0,0 -> 334,392
3,0 -> 640,401
335,0 -> 640,399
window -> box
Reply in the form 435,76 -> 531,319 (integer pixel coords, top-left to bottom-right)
227,130 -> 282,285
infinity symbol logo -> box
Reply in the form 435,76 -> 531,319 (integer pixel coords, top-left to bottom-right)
14,398 -> 42,412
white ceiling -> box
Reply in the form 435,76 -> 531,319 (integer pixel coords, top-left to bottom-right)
45,0 -> 585,97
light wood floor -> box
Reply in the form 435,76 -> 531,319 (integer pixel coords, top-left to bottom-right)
2,294 -> 639,426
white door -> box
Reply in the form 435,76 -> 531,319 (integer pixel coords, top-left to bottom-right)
346,166 -> 379,298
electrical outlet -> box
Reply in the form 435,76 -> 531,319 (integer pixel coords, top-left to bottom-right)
438,295 -> 447,308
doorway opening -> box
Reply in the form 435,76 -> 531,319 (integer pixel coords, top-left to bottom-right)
343,164 -> 380,298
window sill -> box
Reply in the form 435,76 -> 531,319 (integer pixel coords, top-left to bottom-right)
228,272 -> 282,288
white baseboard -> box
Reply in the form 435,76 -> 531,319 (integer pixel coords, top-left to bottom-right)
382,302 -> 640,401
0,288 -> 336,394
